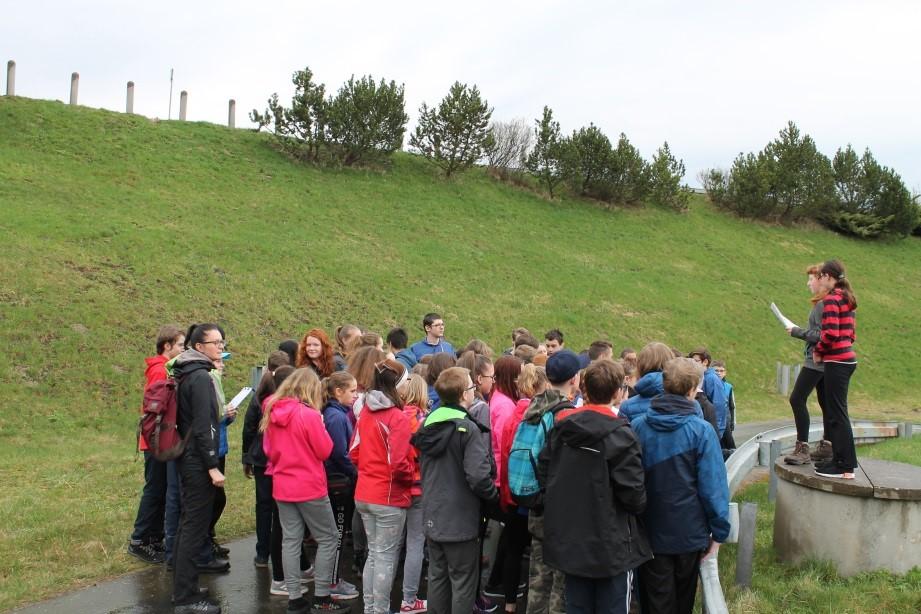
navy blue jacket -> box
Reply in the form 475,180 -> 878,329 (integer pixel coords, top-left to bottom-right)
630,393 -> 731,554
702,367 -> 729,437
322,400 -> 357,480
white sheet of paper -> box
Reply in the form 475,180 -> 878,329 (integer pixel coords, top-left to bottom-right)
228,386 -> 253,410
770,302 -> 798,330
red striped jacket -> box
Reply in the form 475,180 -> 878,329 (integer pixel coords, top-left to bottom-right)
815,289 -> 856,362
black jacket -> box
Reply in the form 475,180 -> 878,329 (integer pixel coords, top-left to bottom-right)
241,392 -> 267,467
173,349 -> 220,470
412,405 -> 498,542
539,407 -> 652,578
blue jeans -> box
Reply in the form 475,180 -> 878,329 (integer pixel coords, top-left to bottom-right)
565,571 -> 632,614
357,501 -> 407,614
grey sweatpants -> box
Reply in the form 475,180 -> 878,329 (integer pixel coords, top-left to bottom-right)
427,538 -> 480,614
277,497 -> 339,599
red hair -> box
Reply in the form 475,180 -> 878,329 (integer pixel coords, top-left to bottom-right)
493,355 -> 522,401
296,328 -> 336,378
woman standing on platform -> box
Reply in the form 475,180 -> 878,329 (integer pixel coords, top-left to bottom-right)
784,263 -> 831,465
811,259 -> 859,480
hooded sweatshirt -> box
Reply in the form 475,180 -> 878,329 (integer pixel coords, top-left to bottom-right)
630,393 -> 731,554
322,399 -> 357,481
539,406 -> 652,578
349,390 -> 413,508
412,405 -> 497,542
171,349 -> 220,469
263,397 -> 333,502
620,371 -> 705,424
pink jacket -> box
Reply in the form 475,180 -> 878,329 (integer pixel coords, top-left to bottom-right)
489,389 -> 518,484
263,397 -> 334,502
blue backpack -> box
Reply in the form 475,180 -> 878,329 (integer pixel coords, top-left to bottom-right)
507,399 -> 572,508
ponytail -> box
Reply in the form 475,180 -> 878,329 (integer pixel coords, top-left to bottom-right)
820,259 -> 857,309
323,371 -> 357,406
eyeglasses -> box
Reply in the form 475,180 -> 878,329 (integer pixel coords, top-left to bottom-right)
465,384 -> 477,392
200,340 -> 226,348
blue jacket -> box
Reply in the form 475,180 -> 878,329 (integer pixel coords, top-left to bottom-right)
702,367 -> 729,437
631,393 -> 731,554
395,349 -> 418,371
621,371 -> 704,423
427,385 -> 441,411
409,338 -> 455,361
322,400 -> 357,480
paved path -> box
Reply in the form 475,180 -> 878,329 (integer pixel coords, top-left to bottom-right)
13,420 -> 797,614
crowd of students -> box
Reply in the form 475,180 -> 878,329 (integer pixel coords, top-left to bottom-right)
128,264 -> 858,614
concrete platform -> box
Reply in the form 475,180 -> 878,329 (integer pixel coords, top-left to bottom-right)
773,458 -> 921,576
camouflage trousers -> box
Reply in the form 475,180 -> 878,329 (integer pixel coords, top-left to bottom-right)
527,514 -> 566,614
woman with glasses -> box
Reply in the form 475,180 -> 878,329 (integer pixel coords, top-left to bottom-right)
349,359 -> 414,614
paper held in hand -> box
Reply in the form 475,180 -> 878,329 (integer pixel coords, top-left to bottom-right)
770,302 -> 798,330
228,386 -> 253,411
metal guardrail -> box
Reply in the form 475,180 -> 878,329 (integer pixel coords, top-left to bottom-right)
700,420 -> 918,614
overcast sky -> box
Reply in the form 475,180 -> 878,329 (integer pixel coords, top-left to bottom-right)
4,1 -> 919,188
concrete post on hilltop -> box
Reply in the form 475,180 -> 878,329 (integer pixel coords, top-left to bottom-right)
6,61 -> 15,96
126,81 -> 135,114
228,99 -> 235,128
179,90 -> 188,120
69,72 -> 79,105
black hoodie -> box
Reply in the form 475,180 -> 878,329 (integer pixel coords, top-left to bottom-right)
173,349 -> 220,470
539,406 -> 652,578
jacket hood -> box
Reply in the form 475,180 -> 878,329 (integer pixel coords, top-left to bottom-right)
646,393 -> 698,432
634,371 -> 664,398
171,349 -> 214,378
556,409 -> 622,446
414,406 -> 467,457
523,389 -> 568,422
269,397 -> 304,428
365,390 -> 398,411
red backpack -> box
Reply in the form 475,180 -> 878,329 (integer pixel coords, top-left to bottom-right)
137,377 -> 190,461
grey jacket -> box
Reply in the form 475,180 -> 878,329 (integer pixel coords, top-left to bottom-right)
791,301 -> 824,372
412,405 -> 498,542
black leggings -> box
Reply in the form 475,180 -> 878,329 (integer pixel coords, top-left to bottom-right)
823,362 -> 858,470
488,512 -> 531,605
788,367 -> 828,443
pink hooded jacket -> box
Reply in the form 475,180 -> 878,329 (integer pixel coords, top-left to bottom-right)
263,397 -> 334,502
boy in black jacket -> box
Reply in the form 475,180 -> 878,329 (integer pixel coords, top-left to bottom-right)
539,360 -> 651,614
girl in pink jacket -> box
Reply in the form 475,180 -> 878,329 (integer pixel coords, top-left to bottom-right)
261,368 -> 340,613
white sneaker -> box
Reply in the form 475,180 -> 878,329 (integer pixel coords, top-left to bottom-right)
270,579 -> 290,596
401,598 -> 428,613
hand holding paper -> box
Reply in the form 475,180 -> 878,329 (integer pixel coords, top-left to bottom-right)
770,302 -> 798,330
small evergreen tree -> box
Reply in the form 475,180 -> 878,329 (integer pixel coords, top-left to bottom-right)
561,124 -> 612,198
274,67 -> 328,162
526,106 -> 565,198
326,75 -> 408,166
605,133 -> 649,205
648,142 -> 690,212
409,82 -> 493,177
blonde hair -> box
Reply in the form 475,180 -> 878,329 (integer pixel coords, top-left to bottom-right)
398,373 -> 429,409
259,368 -> 323,432
517,364 -> 549,398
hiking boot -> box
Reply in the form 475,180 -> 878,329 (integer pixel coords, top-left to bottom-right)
329,578 -> 359,600
128,541 -> 165,564
784,441 -> 812,465
814,462 -> 855,480
810,440 -> 833,463
174,600 -> 221,614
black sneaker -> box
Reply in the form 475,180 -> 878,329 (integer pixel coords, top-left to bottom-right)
312,595 -> 346,612
254,555 -> 269,568
287,596 -> 310,613
196,558 -> 230,573
173,599 -> 221,614
128,542 -> 165,564
814,463 -> 855,480
211,539 -> 230,557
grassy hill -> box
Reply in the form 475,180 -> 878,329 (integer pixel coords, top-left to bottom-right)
1,96 -> 919,609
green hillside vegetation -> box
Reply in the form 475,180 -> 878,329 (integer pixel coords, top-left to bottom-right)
0,96 -> 919,609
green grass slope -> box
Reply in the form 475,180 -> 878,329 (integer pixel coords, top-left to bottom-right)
0,96 -> 919,608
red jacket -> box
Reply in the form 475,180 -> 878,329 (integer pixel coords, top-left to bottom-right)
263,397 -> 334,502
349,391 -> 413,508
403,404 -> 426,497
139,355 -> 169,450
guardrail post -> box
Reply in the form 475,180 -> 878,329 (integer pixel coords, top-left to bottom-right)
898,422 -> 913,438
69,72 -> 79,105
776,362 -> 782,394
126,81 -> 135,114
768,439 -> 781,502
6,60 -> 15,96
735,502 -> 758,588
228,98 -> 235,128
179,90 -> 188,120
250,366 -> 264,392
